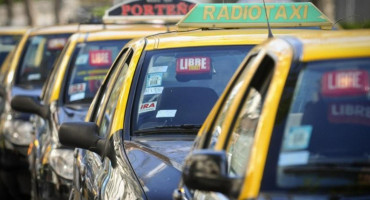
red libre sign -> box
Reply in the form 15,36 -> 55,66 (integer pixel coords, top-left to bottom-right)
176,56 -> 211,74
89,50 -> 112,67
321,70 -> 369,97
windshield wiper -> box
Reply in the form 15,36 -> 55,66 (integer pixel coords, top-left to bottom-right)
134,124 -> 201,134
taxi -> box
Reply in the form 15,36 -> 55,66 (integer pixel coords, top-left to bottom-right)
0,26 -> 28,67
58,2 -> 336,200
9,26 -> 169,199
179,30 -> 370,199
0,24 -> 115,200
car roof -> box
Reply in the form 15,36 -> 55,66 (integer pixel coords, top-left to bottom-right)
291,29 -> 370,62
0,26 -> 29,35
141,28 -> 333,50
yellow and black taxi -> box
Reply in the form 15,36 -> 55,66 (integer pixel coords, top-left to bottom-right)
0,24 -> 114,200
57,2 -> 336,200
0,26 -> 28,67
179,30 -> 370,199
10,25 -> 169,199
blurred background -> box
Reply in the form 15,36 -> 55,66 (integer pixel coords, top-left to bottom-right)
0,0 -> 369,29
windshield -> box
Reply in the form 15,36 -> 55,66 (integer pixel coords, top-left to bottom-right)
0,35 -> 22,66
261,58 -> 370,194
133,45 -> 253,133
64,40 -> 128,104
16,34 -> 70,87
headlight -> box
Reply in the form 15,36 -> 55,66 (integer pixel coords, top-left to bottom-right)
4,119 -> 33,146
49,149 -> 74,180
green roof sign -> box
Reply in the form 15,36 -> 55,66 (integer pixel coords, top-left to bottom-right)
177,3 -> 333,29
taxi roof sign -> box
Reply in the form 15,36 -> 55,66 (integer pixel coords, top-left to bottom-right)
177,3 -> 333,30
103,0 -> 196,24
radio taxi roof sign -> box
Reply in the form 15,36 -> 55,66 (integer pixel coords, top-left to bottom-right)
103,0 -> 196,24
177,3 -> 333,29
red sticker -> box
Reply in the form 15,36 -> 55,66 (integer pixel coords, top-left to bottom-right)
68,83 -> 86,94
139,101 -> 157,113
322,70 -> 369,97
176,57 -> 211,74
47,38 -> 67,50
328,102 -> 370,126
89,50 -> 112,67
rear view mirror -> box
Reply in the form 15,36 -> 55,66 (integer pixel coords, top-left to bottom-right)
182,150 -> 243,197
11,95 -> 49,118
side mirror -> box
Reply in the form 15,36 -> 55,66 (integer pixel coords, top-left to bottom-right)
11,95 -> 49,118
182,150 -> 243,197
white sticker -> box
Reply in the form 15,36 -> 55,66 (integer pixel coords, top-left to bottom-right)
76,54 -> 89,65
28,73 -> 41,81
146,73 -> 162,87
139,101 -> 157,113
70,92 -> 85,101
156,110 -> 177,118
278,151 -> 309,166
144,87 -> 163,95
148,66 -> 168,73
68,83 -> 86,94
283,125 -> 312,151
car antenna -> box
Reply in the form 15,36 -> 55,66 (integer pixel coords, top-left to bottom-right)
263,0 -> 273,38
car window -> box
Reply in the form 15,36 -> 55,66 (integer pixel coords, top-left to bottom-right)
16,34 -> 70,87
0,34 -> 22,66
132,45 -> 253,133
98,51 -> 133,138
90,48 -> 129,123
205,55 -> 257,149
225,55 -> 274,177
64,40 -> 129,105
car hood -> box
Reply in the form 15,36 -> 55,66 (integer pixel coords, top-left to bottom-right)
125,138 -> 195,200
58,104 -> 89,124
11,85 -> 42,98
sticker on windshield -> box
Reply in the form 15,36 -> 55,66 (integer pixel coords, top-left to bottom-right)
28,73 -> 41,81
328,102 -> 370,126
278,151 -> 309,166
139,101 -> 157,113
89,50 -> 112,67
322,70 -> 369,97
144,87 -> 163,95
176,56 -> 211,74
146,73 -> 162,87
48,38 -> 67,50
156,110 -> 177,118
148,66 -> 168,73
283,126 -> 312,151
68,83 -> 86,94
75,54 -> 89,65
70,92 -> 85,101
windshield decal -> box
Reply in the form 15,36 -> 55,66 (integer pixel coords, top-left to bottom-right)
28,73 -> 41,81
144,86 -> 164,95
176,56 -> 211,74
148,66 -> 168,73
283,125 -> 312,151
69,83 -> 86,94
146,73 -> 163,87
139,101 -> 157,113
70,92 -> 85,101
328,102 -> 370,126
278,151 -> 310,167
156,109 -> 177,118
47,38 -> 67,50
89,50 -> 112,67
322,70 -> 369,97
75,54 -> 89,65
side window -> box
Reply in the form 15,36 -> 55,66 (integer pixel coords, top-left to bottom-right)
205,55 -> 257,149
226,55 -> 274,177
97,51 -> 133,138
91,48 -> 129,123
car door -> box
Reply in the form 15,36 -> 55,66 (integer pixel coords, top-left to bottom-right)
79,48 -> 130,200
188,52 -> 277,200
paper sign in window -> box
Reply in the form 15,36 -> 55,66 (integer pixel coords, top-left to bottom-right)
322,70 -> 369,97
89,50 -> 112,67
328,102 -> 370,126
176,56 -> 211,74
47,38 -> 67,50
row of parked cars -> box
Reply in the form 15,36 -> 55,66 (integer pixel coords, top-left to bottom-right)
0,2 -> 370,200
